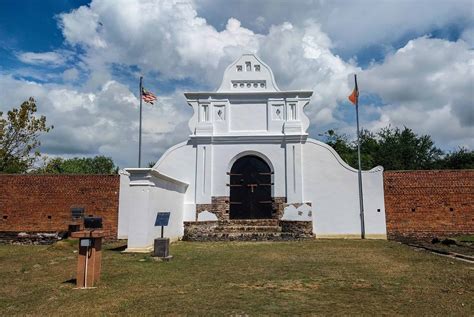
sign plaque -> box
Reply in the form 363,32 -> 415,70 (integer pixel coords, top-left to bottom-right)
155,212 -> 170,227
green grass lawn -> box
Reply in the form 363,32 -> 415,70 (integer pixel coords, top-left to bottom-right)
0,240 -> 472,316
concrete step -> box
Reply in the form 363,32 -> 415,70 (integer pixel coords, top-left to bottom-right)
218,219 -> 280,226
183,231 -> 313,242
213,225 -> 282,233
218,219 -> 279,226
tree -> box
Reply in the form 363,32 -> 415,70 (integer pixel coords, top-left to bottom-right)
37,156 -> 118,174
0,98 -> 52,173
322,126 -> 445,170
435,147 -> 474,169
375,126 -> 443,170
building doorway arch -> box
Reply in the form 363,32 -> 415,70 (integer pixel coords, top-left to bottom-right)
229,155 -> 273,219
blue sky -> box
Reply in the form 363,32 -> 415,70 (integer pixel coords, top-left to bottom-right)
0,0 -> 472,168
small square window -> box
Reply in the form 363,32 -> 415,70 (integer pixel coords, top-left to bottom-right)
236,65 -> 242,72
254,65 -> 260,71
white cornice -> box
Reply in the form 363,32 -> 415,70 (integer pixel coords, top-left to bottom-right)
189,134 -> 308,144
184,91 -> 313,103
124,168 -> 189,187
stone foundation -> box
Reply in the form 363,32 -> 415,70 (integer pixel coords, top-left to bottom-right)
280,221 -> 313,237
196,196 -> 287,220
183,219 -> 314,241
0,231 -> 66,245
272,197 -> 287,219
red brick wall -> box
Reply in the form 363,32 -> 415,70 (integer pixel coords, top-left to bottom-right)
384,170 -> 474,240
0,175 -> 120,239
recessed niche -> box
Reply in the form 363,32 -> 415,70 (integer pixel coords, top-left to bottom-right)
377,209 -> 381,212
449,207 -> 454,212
236,65 -> 242,72
47,215 -> 52,219
272,105 -> 284,120
411,208 -> 416,212
2,215 -> 8,220
254,64 -> 260,71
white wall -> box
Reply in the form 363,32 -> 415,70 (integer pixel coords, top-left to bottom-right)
154,141 -> 196,207
302,139 -> 387,238
230,102 -> 267,132
118,169 -> 188,252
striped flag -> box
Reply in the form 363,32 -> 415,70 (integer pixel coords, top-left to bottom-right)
142,87 -> 157,104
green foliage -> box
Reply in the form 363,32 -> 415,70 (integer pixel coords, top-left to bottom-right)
321,126 -> 472,170
37,155 -> 118,174
435,147 -> 474,169
374,126 -> 443,170
0,98 -> 52,173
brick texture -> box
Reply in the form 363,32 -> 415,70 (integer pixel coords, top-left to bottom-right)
0,175 -> 120,240
384,170 -> 474,240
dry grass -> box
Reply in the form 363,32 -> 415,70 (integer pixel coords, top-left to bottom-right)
0,239 -> 473,316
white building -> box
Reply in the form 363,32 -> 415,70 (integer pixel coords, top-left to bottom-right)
119,54 -> 386,252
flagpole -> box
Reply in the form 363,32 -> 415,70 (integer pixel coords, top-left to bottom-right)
138,76 -> 143,168
354,74 -> 366,239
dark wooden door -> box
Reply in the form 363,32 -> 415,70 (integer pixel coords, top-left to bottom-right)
229,155 -> 272,219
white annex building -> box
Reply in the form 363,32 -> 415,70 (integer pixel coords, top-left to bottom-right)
118,54 -> 387,252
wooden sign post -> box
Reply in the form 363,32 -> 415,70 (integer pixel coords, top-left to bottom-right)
71,230 -> 104,288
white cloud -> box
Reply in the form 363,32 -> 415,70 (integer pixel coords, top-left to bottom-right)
62,68 -> 79,81
58,0 -> 260,88
361,36 -> 474,149
195,0 -> 473,55
17,51 -> 66,66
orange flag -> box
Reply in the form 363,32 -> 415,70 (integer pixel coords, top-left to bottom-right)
348,74 -> 359,105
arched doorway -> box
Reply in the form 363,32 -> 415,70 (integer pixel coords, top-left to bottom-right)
229,155 -> 273,219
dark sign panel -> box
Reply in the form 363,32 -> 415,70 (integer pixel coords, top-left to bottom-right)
84,217 -> 103,229
155,212 -> 170,226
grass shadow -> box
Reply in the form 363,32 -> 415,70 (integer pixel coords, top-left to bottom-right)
63,278 -> 76,285
108,244 -> 127,252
